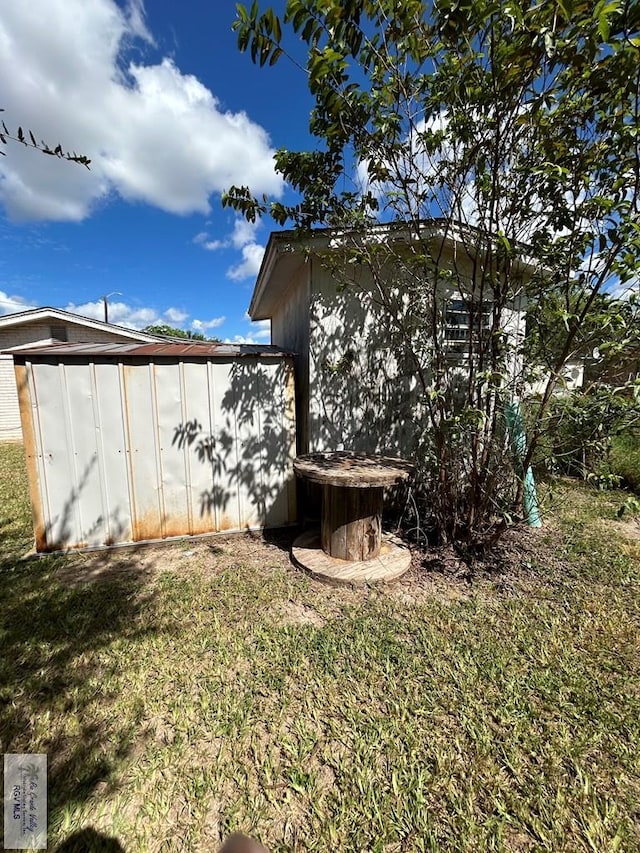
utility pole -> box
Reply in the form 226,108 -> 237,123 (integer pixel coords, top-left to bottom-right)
102,291 -> 122,323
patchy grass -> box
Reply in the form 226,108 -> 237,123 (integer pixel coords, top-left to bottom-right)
1,444 -> 639,852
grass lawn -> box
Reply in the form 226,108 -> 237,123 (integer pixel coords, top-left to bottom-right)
1,441 -> 639,852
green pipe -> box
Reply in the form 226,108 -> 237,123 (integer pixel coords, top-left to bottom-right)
505,401 -> 542,528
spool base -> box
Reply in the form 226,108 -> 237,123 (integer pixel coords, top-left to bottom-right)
291,529 -> 411,586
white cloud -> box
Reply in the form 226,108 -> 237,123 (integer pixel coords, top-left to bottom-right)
227,242 -> 266,281
194,216 -> 264,280
64,299 -> 158,328
124,0 -> 155,44
230,218 -> 259,249
0,289 -> 228,333
224,316 -> 270,344
61,298 -> 211,330
164,307 -> 189,324
192,316 -> 226,331
0,289 -> 36,316
194,233 -> 226,251
194,217 -> 259,253
0,0 -> 283,222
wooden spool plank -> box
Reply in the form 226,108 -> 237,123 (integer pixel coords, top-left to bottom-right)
321,484 -> 383,560
293,452 -> 414,488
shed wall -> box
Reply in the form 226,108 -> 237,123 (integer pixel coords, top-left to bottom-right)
0,320 -> 153,438
18,355 -> 297,551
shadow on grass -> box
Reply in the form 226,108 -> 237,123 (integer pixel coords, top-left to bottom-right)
0,548 -> 162,844
53,826 -> 126,852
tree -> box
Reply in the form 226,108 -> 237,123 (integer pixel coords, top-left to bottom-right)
224,0 -> 640,553
0,110 -> 91,168
142,324 -> 220,343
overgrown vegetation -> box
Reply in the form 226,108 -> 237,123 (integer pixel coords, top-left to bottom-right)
224,0 -> 640,555
532,383 -> 640,488
611,430 -> 640,492
1,442 -> 639,851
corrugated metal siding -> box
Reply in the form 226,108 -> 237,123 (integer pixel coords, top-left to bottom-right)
17,354 -> 297,551
0,355 -> 21,439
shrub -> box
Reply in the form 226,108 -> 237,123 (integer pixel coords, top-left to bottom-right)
610,431 -> 640,493
535,387 -> 640,484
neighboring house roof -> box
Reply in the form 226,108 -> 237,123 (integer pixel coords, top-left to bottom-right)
0,306 -> 160,343
249,219 -> 540,321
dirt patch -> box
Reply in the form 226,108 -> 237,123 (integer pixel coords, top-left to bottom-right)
276,599 -> 326,627
50,530 -> 295,585
600,517 -> 640,541
47,522 -> 575,612
387,523 -> 568,605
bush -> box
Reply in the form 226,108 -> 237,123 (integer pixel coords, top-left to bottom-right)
534,387 -> 640,485
610,431 -> 640,493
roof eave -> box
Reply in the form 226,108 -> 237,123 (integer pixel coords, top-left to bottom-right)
0,306 -> 160,342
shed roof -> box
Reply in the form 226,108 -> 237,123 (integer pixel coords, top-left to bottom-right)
6,341 -> 293,359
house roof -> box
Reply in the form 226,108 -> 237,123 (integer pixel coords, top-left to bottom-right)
248,219 -> 540,321
0,306 -> 160,342
7,341 -> 293,359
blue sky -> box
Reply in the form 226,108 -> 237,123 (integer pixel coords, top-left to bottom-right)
0,0 -> 313,342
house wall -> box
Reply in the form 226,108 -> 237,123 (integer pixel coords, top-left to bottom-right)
16,354 -> 297,552
270,262 -> 311,453
0,356 -> 21,439
306,258 -> 528,456
0,319 -> 143,349
308,262 -> 421,454
0,320 -> 151,439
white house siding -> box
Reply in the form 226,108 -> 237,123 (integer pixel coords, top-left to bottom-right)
308,263 -> 420,454
270,262 -> 311,452
0,320 -> 152,439
0,356 -> 21,439
306,263 -> 528,455
16,353 -> 297,552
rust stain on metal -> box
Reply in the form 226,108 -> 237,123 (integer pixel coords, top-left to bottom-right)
10,342 -> 295,359
162,512 -> 191,539
190,514 -> 217,536
217,514 -> 237,532
132,510 -> 163,542
35,527 -> 48,552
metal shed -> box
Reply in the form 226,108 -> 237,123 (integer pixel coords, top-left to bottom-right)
11,342 -> 297,552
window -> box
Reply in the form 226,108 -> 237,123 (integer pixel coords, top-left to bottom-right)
443,298 -> 491,355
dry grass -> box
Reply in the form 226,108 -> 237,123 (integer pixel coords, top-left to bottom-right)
1,443 -> 639,852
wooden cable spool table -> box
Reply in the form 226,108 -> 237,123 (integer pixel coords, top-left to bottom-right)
291,451 -> 414,584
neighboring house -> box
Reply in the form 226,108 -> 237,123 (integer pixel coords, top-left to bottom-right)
0,307 -> 159,439
526,359 -> 586,397
249,222 -> 532,456
586,345 -> 640,388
